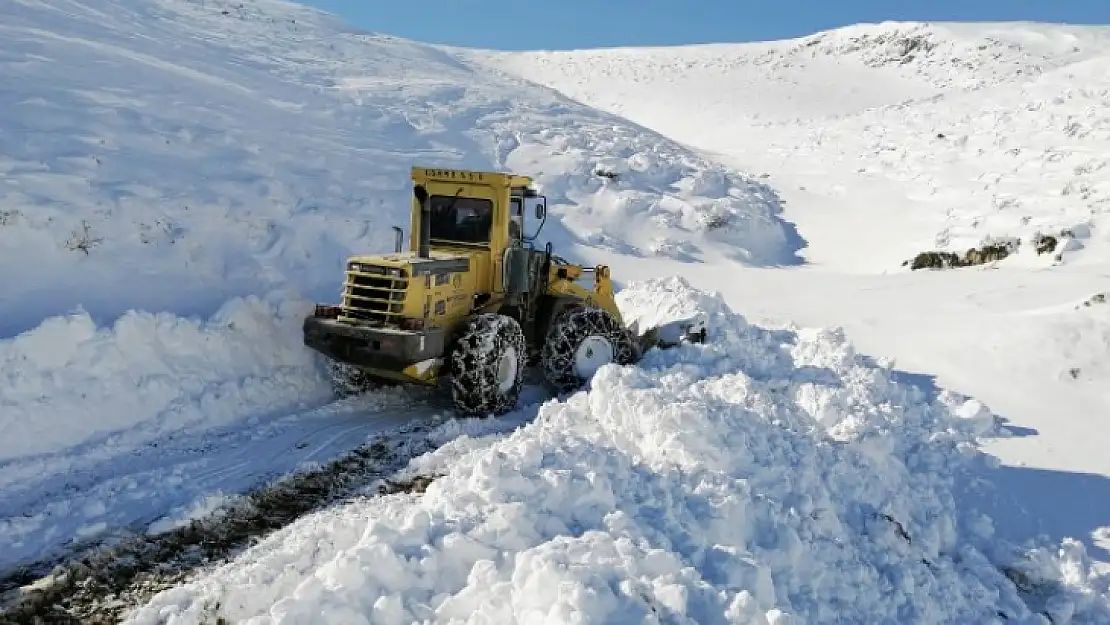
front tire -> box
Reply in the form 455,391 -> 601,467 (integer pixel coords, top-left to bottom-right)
541,307 -> 635,392
449,314 -> 526,416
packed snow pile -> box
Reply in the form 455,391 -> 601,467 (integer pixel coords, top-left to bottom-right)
124,278 -> 1109,625
498,130 -> 792,265
0,292 -> 329,465
0,0 -> 796,467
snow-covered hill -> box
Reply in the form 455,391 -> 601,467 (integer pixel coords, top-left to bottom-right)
2,3 -> 1109,623
476,20 -> 1110,550
475,21 -> 1110,269
0,0 -> 794,463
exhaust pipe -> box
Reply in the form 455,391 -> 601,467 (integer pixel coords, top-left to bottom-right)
413,184 -> 430,258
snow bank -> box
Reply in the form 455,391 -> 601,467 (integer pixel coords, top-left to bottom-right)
125,279 -> 1109,625
0,292 -> 331,465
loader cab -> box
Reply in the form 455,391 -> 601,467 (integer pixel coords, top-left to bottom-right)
408,168 -> 547,253
406,167 -> 548,299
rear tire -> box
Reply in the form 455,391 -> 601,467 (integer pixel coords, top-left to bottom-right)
541,307 -> 635,392
449,313 -> 526,416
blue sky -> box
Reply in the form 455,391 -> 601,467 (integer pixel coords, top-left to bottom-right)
297,0 -> 1110,50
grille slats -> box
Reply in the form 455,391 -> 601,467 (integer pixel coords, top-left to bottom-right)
340,269 -> 408,325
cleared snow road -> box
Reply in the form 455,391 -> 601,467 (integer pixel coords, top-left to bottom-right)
0,384 -> 541,579
1,383 -> 545,622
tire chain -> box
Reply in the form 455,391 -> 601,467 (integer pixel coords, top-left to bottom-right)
449,314 -> 526,416
541,307 -> 636,392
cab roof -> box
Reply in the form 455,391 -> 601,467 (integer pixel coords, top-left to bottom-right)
411,166 -> 534,189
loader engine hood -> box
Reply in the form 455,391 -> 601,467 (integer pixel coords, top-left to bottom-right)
339,250 -> 475,328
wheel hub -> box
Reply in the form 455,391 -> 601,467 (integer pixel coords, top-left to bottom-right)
574,335 -> 614,380
496,345 -> 519,393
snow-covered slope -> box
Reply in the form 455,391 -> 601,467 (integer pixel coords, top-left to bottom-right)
476,21 -> 1110,529
475,21 -> 1110,269
0,0 -> 795,464
3,3 -> 1109,623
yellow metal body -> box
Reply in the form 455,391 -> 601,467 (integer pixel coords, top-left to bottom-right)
544,263 -> 622,323
331,166 -> 623,384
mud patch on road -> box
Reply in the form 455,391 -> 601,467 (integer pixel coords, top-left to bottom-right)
0,422 -> 445,624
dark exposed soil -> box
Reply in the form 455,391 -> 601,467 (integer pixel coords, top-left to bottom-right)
904,241 -> 1019,270
1078,292 -> 1107,309
904,230 -> 1069,271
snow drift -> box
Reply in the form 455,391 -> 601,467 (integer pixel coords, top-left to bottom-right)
125,279 -> 1109,625
0,0 -> 795,464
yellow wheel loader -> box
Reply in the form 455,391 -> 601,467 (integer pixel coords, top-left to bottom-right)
303,166 -> 707,416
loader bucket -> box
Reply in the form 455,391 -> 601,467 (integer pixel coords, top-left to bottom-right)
630,312 -> 708,359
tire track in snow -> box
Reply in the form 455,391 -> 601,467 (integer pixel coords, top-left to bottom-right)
0,417 -> 443,623
0,383 -> 545,624
0,391 -> 435,574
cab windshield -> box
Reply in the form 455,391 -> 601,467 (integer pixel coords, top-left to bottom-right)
428,195 -> 492,244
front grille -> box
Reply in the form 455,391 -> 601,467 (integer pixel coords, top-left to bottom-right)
339,267 -> 407,325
